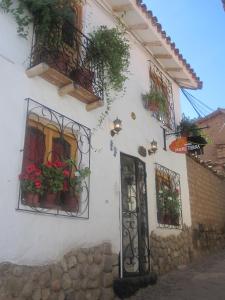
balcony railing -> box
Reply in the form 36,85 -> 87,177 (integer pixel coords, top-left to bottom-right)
27,22 -> 104,110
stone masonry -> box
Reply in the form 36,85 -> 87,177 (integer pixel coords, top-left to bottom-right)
0,243 -> 119,300
186,155 -> 225,227
150,224 -> 225,276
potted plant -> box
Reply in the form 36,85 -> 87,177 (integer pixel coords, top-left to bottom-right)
63,165 -> 91,212
19,163 -> 44,207
70,68 -> 94,93
86,26 -> 130,93
41,161 -> 67,209
176,115 -> 201,137
157,186 -> 180,226
142,89 -> 167,113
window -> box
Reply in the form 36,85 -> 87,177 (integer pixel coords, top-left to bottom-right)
149,62 -> 175,130
155,164 -> 182,228
62,5 -> 82,47
18,98 -> 91,219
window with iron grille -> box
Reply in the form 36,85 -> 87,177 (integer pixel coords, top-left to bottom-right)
155,164 -> 182,229
18,98 -> 91,219
150,62 -> 176,130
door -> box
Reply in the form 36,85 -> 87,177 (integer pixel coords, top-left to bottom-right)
120,153 -> 150,277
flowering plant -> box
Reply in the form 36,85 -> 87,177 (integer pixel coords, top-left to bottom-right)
158,186 -> 180,219
41,161 -> 70,194
19,163 -> 44,195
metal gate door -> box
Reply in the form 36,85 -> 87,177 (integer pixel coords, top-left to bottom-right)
120,153 -> 150,277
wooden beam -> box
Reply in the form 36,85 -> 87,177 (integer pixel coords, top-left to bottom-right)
26,63 -> 49,78
165,67 -> 183,72
58,83 -> 74,97
128,23 -> 148,30
112,4 -> 133,12
143,41 -> 162,47
86,101 -> 104,112
154,54 -> 172,59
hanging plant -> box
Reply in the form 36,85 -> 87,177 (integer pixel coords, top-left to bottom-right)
0,0 -> 82,38
142,89 -> 167,113
86,26 -> 130,131
176,115 -> 201,137
87,26 -> 130,92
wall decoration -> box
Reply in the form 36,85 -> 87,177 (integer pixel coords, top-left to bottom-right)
131,112 -> 136,120
138,146 -> 147,157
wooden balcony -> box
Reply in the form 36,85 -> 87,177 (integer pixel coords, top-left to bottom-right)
26,23 -> 104,111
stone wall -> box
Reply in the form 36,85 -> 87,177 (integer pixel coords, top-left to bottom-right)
0,243 -> 119,300
150,226 -> 193,275
186,155 -> 225,228
150,225 -> 225,276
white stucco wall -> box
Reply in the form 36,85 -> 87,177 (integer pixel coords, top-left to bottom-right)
0,0 -> 191,265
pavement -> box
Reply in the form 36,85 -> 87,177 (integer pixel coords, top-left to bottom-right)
129,251 -> 225,300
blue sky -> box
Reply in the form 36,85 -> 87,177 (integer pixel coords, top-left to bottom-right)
145,0 -> 225,118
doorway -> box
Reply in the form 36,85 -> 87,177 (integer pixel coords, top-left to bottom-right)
120,153 -> 150,277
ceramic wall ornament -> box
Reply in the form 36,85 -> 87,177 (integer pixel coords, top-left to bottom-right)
138,146 -> 147,157
131,112 -> 136,120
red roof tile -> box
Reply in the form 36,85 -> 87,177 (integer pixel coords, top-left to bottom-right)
136,0 -> 203,89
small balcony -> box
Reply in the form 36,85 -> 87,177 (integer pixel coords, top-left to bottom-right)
26,22 -> 104,111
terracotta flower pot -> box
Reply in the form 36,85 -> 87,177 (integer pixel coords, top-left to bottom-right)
71,68 -> 94,93
44,192 -> 59,209
63,192 -> 79,212
24,193 -> 40,207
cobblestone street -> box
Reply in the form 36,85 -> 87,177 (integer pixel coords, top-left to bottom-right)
129,251 -> 225,300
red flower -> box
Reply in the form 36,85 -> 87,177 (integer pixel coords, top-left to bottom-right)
35,180 -> 42,189
54,161 -> 65,168
35,169 -> 41,176
63,170 -> 70,177
46,161 -> 53,168
26,164 -> 36,174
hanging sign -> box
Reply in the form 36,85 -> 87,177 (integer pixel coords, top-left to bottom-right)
169,137 -> 187,153
169,136 -> 207,154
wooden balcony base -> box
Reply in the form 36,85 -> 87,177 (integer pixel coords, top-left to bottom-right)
26,63 -> 102,110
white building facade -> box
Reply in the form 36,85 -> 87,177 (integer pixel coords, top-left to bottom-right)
0,0 -> 201,277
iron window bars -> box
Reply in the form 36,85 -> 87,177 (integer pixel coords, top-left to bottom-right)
29,21 -> 104,101
17,98 -> 91,219
149,62 -> 176,130
155,163 -> 182,229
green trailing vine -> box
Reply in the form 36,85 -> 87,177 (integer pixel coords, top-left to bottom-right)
0,0 -> 82,38
88,26 -> 130,92
87,26 -> 130,131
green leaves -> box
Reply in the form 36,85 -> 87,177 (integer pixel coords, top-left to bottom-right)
88,26 -> 130,93
0,0 -> 82,38
142,89 -> 168,113
177,114 -> 201,137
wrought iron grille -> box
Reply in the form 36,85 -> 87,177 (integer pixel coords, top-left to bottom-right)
30,21 -> 104,101
155,163 -> 182,229
121,154 -> 150,276
17,98 -> 91,219
149,62 -> 176,130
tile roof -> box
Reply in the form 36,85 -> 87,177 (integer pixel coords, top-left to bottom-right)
136,0 -> 202,89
